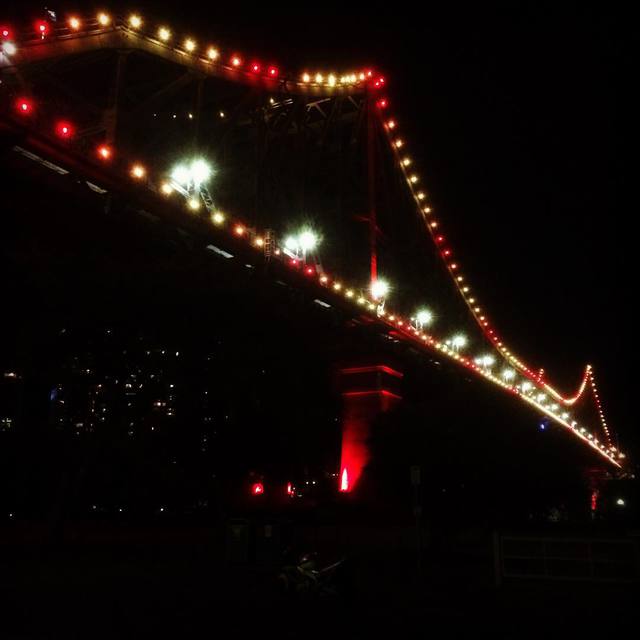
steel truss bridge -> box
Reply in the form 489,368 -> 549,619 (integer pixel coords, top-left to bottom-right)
0,10 -> 626,491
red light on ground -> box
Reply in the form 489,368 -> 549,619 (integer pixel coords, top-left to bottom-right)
15,98 -> 33,115
36,21 -> 48,37
55,121 -> 74,138
435,235 -> 445,243
231,55 -> 242,67
250,61 -> 261,73
267,66 -> 278,77
376,98 -> 388,109
97,144 -> 112,160
305,266 -> 315,275
1,26 -> 12,40
252,482 -> 264,496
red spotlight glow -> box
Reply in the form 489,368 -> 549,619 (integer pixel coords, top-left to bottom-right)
250,61 -> 261,73
1,26 -> 12,40
252,482 -> 264,496
36,21 -> 48,37
376,98 -> 388,109
305,266 -> 315,275
234,225 -> 245,236
55,121 -> 74,139
287,482 -> 294,496
267,66 -> 279,77
97,144 -> 112,160
15,98 -> 33,115
231,55 -> 242,67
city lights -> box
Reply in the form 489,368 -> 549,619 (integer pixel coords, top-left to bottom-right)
97,13 -> 111,26
128,15 -> 142,29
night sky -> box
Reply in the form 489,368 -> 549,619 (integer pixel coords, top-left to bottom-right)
8,2 -> 632,451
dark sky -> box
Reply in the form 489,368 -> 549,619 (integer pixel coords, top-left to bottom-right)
11,3 -> 633,450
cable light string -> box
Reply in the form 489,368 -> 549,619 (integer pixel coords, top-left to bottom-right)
587,367 -> 614,448
0,8 -> 624,467
375,99 -> 618,446
542,364 -> 591,406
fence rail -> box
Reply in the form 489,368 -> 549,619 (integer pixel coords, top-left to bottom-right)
494,532 -> 640,584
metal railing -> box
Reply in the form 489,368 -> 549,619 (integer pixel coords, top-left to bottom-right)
494,532 -> 640,584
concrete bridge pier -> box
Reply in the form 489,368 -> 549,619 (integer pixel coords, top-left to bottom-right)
338,364 -> 403,494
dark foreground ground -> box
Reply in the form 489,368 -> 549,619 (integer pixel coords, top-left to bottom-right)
2,523 -> 639,639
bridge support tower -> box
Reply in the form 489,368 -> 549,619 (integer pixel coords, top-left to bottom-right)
338,364 -> 403,494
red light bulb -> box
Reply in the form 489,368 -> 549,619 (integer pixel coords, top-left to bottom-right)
97,144 -> 112,160
252,482 -> 264,495
15,98 -> 33,115
56,120 -> 74,138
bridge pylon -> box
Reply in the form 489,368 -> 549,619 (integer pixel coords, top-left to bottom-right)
337,363 -> 403,494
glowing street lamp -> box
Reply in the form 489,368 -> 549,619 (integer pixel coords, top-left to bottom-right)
475,354 -> 495,369
450,334 -> 467,351
298,230 -> 318,253
501,368 -> 516,381
414,308 -> 433,330
169,158 -> 214,210
370,279 -> 389,301
190,159 -> 211,185
2,41 -> 16,56
283,228 -> 320,262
